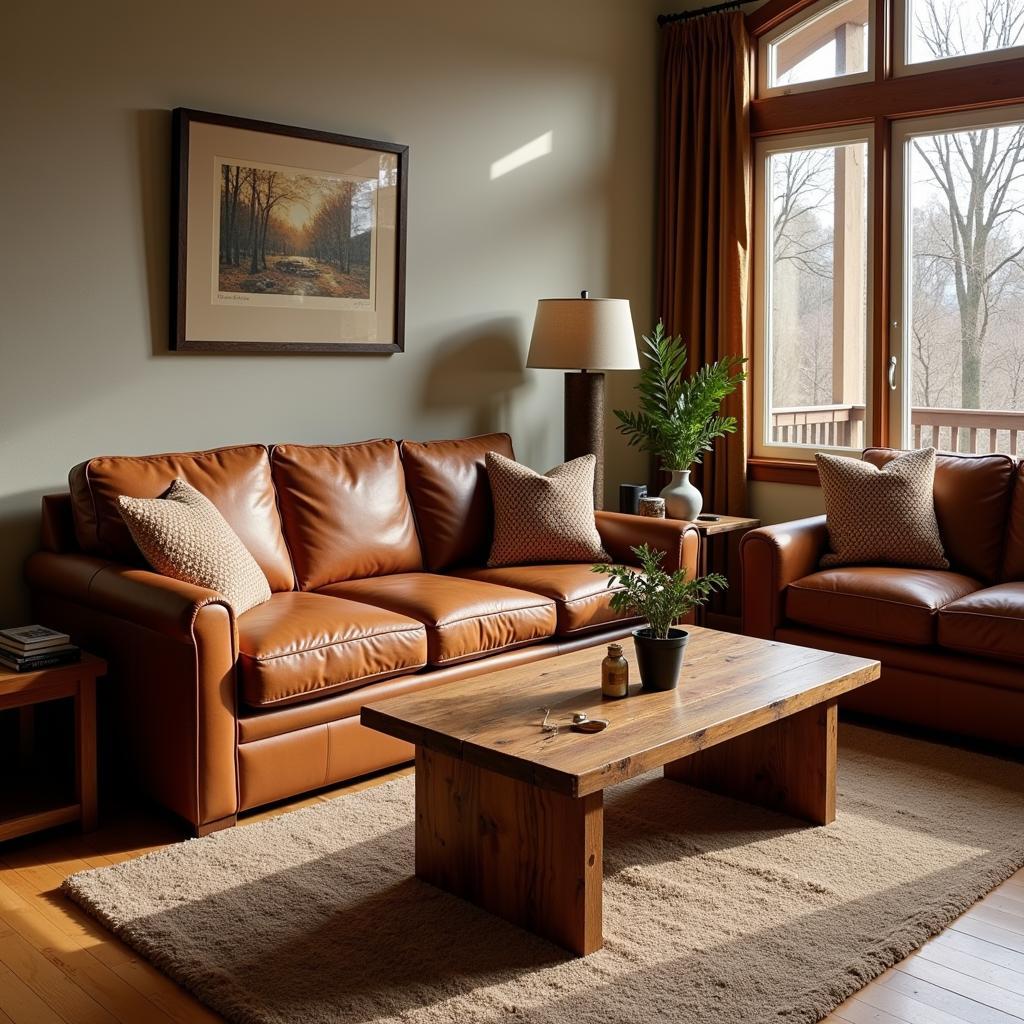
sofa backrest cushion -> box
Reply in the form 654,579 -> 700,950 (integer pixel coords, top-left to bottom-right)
862,448 -> 1015,583
271,439 -> 423,590
1004,461 -> 1024,581
400,433 -> 515,570
69,445 -> 295,592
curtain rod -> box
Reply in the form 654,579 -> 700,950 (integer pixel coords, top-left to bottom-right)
658,0 -> 758,26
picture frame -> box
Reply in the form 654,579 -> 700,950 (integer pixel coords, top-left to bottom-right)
171,108 -> 408,354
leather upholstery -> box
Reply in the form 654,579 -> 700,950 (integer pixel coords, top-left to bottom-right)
1004,462 -> 1024,580
938,583 -> 1024,665
786,567 -> 981,646
776,626 -> 1024,746
31,437 -> 702,832
453,563 -> 639,634
236,592 -> 428,708
238,717 -> 413,812
272,440 -> 423,590
743,453 -> 1024,747
863,448 -> 1015,583
777,623 -> 1024,694
321,573 -> 557,666
40,493 -> 77,554
68,444 -> 295,592
400,433 -> 514,570
238,641 -> 562,743
237,623 -> 637,744
595,510 -> 700,575
740,516 -> 830,639
26,553 -> 240,829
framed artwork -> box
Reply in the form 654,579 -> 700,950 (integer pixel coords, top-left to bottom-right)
171,108 -> 408,353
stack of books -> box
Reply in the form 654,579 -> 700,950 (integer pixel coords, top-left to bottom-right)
0,625 -> 80,673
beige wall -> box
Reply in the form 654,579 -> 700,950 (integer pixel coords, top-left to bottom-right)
749,481 -> 825,525
0,0 -> 671,622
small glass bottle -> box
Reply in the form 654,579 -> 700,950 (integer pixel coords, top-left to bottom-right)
601,643 -> 629,699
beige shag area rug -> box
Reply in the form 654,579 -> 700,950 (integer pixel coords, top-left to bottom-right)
65,725 -> 1024,1024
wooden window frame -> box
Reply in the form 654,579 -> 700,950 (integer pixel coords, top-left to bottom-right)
752,128 -> 875,463
745,0 -> 1024,485
758,0 -> 874,97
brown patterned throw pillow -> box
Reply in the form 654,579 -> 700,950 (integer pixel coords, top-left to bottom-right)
486,452 -> 610,567
816,447 -> 949,569
118,479 -> 272,614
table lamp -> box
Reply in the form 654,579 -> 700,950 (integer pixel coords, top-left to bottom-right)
527,291 -> 639,508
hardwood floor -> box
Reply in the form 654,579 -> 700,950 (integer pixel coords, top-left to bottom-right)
0,766 -> 1020,1024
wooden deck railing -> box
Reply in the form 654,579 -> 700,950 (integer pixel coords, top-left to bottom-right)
771,405 -> 1024,455
771,404 -> 867,449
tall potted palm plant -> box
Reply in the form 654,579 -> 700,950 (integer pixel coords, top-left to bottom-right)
614,322 -> 746,519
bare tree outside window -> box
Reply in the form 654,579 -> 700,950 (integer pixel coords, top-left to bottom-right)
910,0 -> 1024,63
905,0 -> 1024,452
766,142 -> 868,447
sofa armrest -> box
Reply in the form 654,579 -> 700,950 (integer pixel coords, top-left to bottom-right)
26,551 -> 239,833
740,516 -> 829,639
595,510 -> 700,577
27,551 -> 236,646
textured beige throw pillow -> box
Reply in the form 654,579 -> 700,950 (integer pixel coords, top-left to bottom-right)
486,452 -> 610,567
816,447 -> 949,569
118,479 -> 272,614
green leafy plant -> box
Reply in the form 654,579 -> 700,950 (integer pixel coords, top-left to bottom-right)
614,321 -> 747,472
592,544 -> 727,640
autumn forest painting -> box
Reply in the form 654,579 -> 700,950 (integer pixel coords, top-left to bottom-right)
217,161 -> 375,302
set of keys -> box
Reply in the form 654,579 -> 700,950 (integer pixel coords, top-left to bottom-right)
538,707 -> 609,736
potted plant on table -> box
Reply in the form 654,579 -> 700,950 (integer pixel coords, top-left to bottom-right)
592,544 -> 727,691
613,321 -> 746,520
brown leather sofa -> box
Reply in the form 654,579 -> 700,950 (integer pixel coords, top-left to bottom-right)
26,433 -> 699,835
741,448 -> 1024,747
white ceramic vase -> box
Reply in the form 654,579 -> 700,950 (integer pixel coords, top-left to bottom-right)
660,469 -> 703,521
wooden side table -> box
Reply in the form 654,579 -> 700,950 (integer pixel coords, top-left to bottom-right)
688,515 -> 761,625
0,652 -> 106,842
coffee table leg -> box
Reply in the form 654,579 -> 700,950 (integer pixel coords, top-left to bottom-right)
664,701 -> 838,825
414,746 -> 604,955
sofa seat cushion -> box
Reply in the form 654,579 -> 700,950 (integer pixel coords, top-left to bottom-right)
786,567 -> 982,647
452,564 -> 639,635
320,574 -> 557,667
938,583 -> 1024,665
237,592 -> 428,708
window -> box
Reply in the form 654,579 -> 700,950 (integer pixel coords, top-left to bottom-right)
900,0 -> 1024,71
748,0 -> 1024,477
754,133 -> 871,458
892,108 -> 1024,454
760,0 -> 872,95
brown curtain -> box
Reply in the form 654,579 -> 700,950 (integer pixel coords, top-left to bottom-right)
657,11 -> 752,520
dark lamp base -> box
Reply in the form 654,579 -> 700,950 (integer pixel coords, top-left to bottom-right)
564,370 -> 605,508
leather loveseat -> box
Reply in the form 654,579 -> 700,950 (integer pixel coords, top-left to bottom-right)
26,433 -> 699,835
741,448 -> 1024,747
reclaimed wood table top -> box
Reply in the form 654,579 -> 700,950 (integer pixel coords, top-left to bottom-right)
361,627 -> 880,799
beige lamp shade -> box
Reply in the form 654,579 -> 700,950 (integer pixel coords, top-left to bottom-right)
527,296 -> 640,370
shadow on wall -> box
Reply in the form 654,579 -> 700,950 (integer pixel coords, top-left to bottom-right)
0,490 -> 49,624
137,109 -> 173,358
417,318 -> 544,458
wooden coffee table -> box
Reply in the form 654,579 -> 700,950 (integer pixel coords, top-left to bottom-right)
361,627 -> 879,956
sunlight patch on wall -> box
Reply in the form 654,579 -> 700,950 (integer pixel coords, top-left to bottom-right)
490,132 -> 553,180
